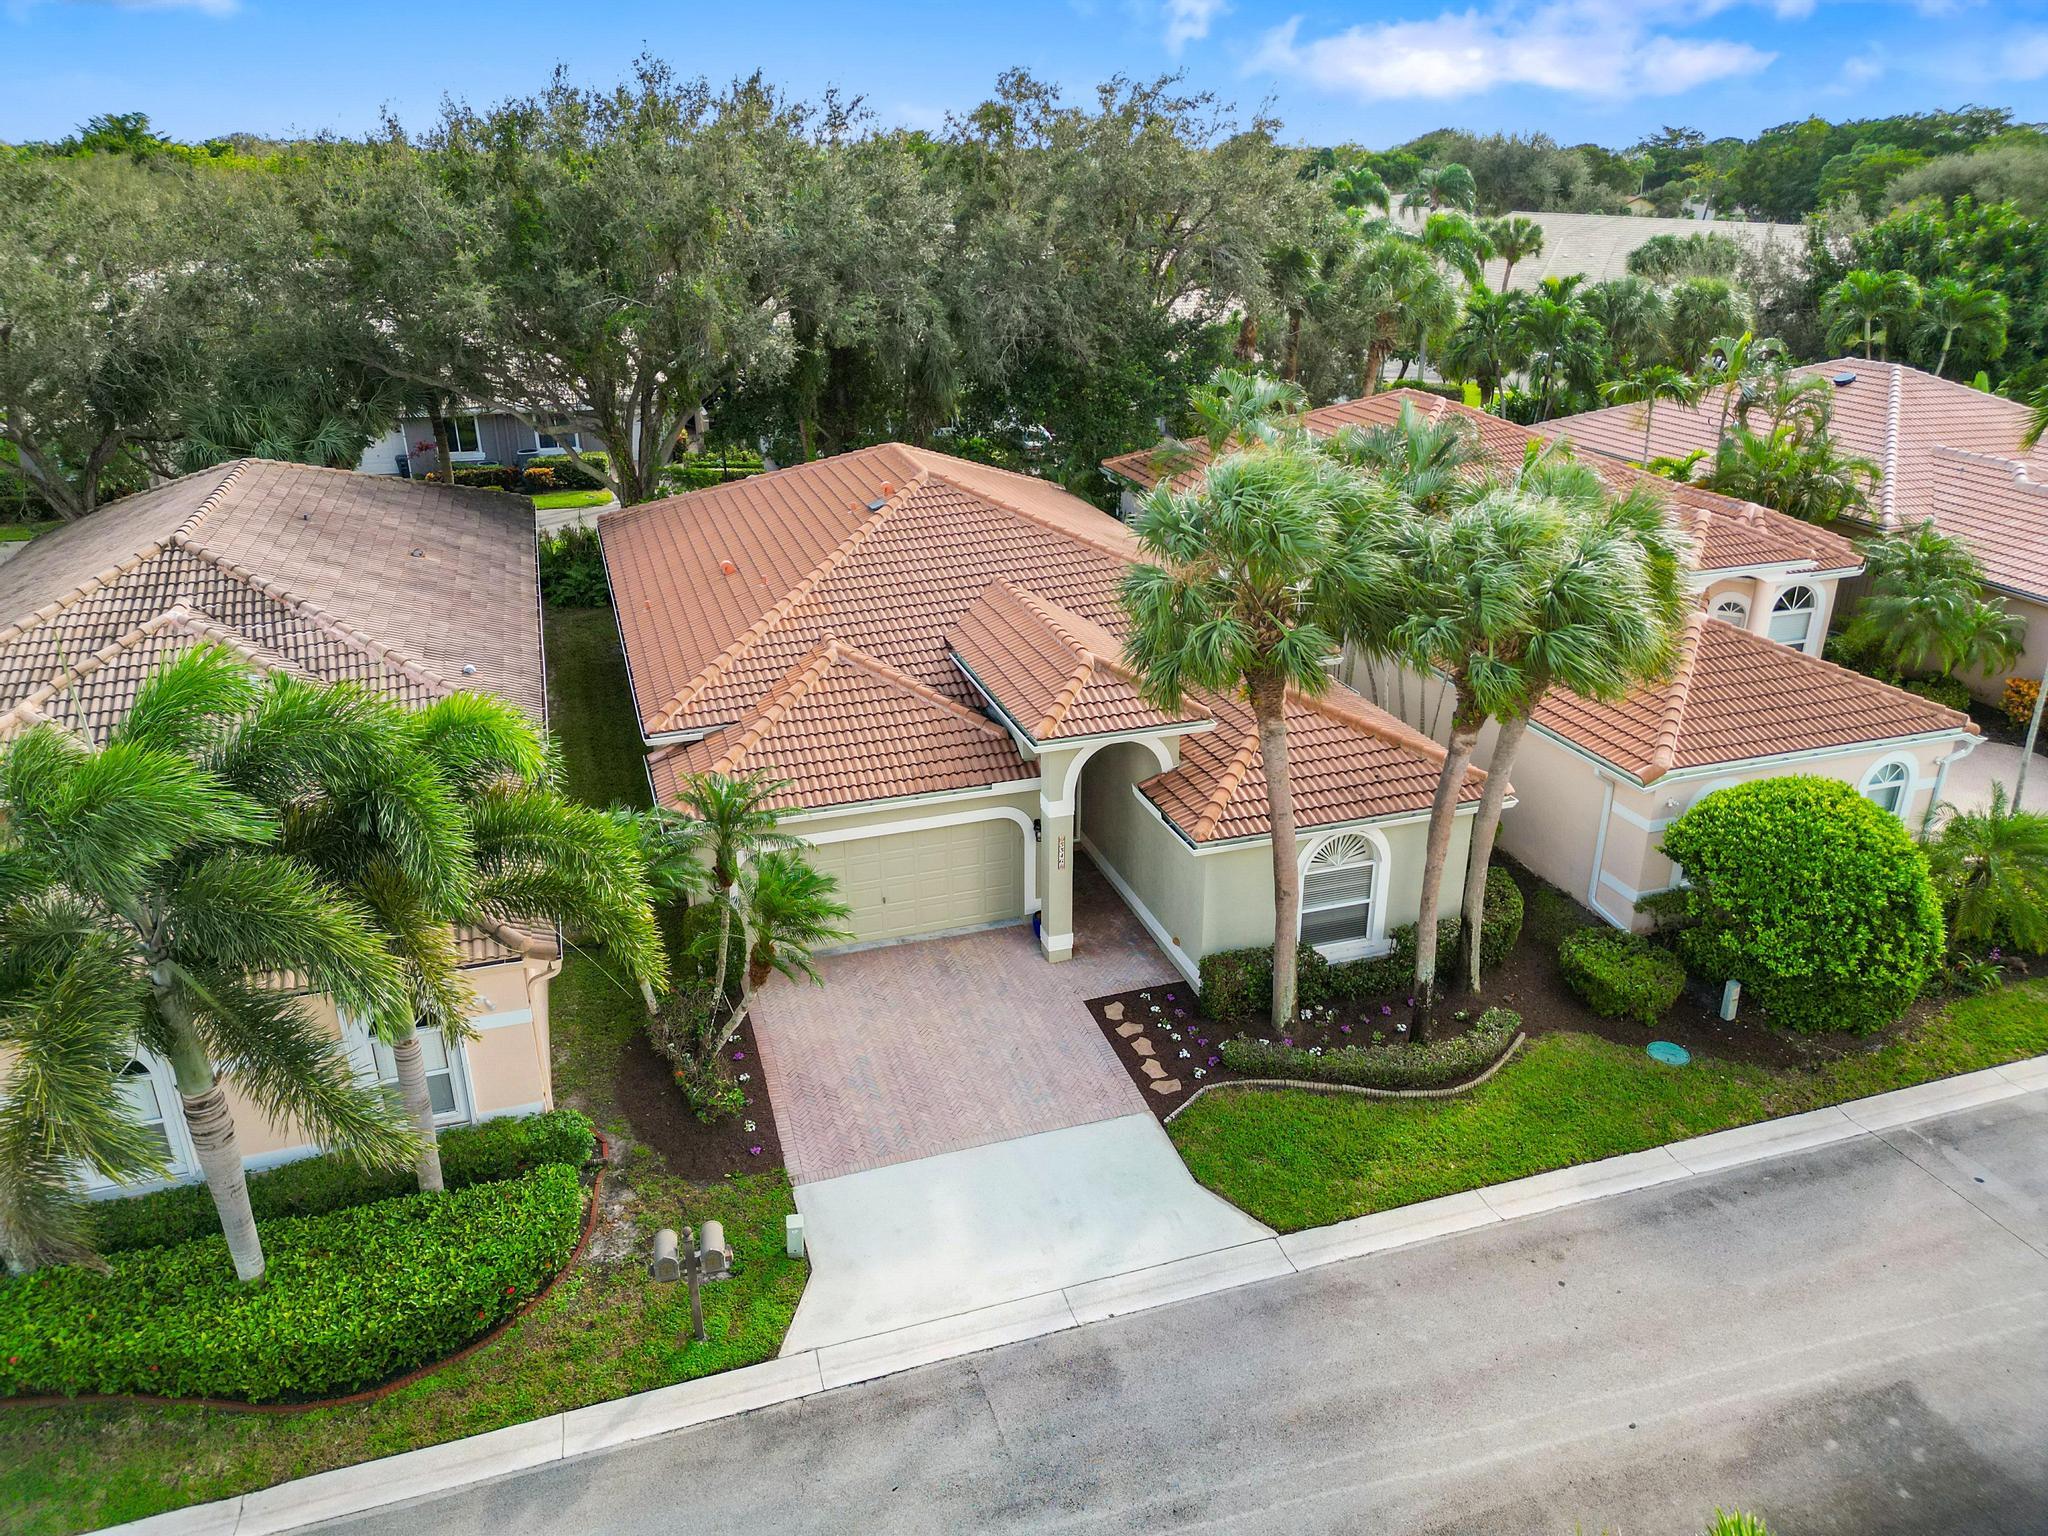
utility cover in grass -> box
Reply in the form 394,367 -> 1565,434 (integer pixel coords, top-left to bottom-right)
1646,1040 -> 1692,1066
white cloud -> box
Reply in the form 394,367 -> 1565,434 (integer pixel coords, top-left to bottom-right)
1986,28 -> 2048,79
1838,47 -> 1886,85
1251,2 -> 1776,102
1163,0 -> 1225,53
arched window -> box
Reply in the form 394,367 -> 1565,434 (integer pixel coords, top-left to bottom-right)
1767,585 -> 1819,649
1301,833 -> 1378,952
1862,760 -> 1911,818
1709,594 -> 1751,628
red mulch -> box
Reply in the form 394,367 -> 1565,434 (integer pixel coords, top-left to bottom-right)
1087,861 -> 1907,1123
610,1007 -> 785,1182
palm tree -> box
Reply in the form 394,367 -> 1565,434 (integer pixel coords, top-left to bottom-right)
1666,284 -> 1754,381
1580,277 -> 1667,375
286,691 -> 666,1192
1705,423 -> 1877,525
1914,278 -> 2007,379
658,772 -> 803,1026
1517,291 -> 1605,420
1843,521 -> 2023,677
1600,366 -> 1704,467
1327,399 -> 1483,515
1823,269 -> 1921,360
1412,214 -> 1492,377
1401,163 -> 1478,215
1439,286 -> 1527,407
1626,231 -> 1740,285
2024,386 -> 2047,453
736,851 -> 852,1012
1327,163 -> 1390,217
1337,233 -> 1453,396
1394,490 -> 1570,1025
1482,215 -> 1544,291
1122,440 -> 1403,1026
1698,332 -> 1784,445
1926,784 -> 2048,952
1732,367 -> 1831,440
1189,368 -> 1307,452
0,647 -> 414,1276
1454,461 -> 1688,991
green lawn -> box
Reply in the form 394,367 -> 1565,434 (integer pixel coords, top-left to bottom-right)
532,489 -> 614,512
1170,981 -> 2048,1233
0,521 -> 61,543
544,603 -> 650,811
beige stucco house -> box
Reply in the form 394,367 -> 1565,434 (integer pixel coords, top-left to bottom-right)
1547,358 -> 2048,704
1106,389 -> 1979,932
0,460 -> 562,1194
598,444 -> 1486,989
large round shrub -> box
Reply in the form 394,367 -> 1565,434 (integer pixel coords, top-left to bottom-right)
1657,776 -> 1944,1034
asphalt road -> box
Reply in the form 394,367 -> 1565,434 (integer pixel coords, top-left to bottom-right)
321,1096 -> 2048,1536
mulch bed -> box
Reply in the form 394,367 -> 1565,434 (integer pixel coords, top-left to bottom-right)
611,1008 -> 785,1182
1087,862 -> 1907,1122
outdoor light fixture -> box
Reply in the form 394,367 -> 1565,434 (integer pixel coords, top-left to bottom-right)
1033,818 -> 1042,842
647,1223 -> 732,1343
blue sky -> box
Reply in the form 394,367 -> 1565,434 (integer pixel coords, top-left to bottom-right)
5,0 -> 2046,149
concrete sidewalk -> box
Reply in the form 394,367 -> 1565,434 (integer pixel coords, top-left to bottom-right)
106,1055 -> 2048,1536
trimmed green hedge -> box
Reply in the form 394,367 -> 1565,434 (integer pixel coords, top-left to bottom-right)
1558,928 -> 1686,1025
1219,1008 -> 1521,1088
90,1109 -> 595,1257
1198,867 -> 1525,1022
1659,776 -> 1945,1034
3,1163 -> 586,1403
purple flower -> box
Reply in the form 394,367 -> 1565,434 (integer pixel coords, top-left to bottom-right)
1340,1024 -> 1352,1034
748,1145 -> 762,1155
1379,1004 -> 1392,1017
1196,1036 -> 1208,1045
1174,1008 -> 1187,1019
1207,1055 -> 1220,1067
1281,1036 -> 1293,1047
1167,993 -> 1178,1001
733,1050 -> 746,1060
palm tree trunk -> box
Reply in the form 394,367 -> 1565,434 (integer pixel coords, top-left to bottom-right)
388,1021 -> 445,1193
1412,709 -> 1483,1037
1864,319 -> 1875,360
1235,311 -> 1259,363
1500,259 -> 1515,292
159,998 -> 264,1283
1935,330 -> 1954,379
1283,309 -> 1304,382
1248,672 -> 1301,1029
1642,398 -> 1656,467
1362,338 -> 1389,396
1457,712 -> 1529,992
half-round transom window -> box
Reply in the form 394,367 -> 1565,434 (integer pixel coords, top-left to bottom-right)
1302,834 -> 1377,948
1709,594 -> 1751,628
1767,585 -> 1819,649
1863,760 -> 1910,818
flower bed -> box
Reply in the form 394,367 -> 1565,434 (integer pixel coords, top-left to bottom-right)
1218,1008 -> 1521,1090
89,1109 -> 595,1256
2,1164 -> 587,1403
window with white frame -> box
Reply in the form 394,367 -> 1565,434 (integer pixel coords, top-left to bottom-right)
1301,834 -> 1377,953
1767,585 -> 1819,649
1709,594 -> 1750,628
445,416 -> 483,457
1862,760 -> 1911,818
118,1059 -> 175,1163
531,427 -> 581,453
371,1028 -> 468,1124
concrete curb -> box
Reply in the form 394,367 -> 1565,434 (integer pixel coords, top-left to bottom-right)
100,1051 -> 2048,1536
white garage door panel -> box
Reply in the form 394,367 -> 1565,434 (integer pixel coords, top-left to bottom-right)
809,819 -> 1026,944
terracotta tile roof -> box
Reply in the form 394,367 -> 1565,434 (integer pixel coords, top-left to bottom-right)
1544,359 -> 2048,602
0,460 -> 544,739
603,443 -> 1481,839
1534,613 -> 1974,783
1103,388 -> 1861,578
1141,683 -> 1484,843
648,639 -> 1029,811
947,581 -> 1203,743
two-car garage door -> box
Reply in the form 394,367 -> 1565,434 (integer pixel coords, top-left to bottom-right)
805,817 -> 1028,946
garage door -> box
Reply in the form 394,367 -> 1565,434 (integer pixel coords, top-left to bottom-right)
806,818 -> 1027,945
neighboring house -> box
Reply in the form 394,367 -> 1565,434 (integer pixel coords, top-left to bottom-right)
597,443 -> 1488,988
1389,209 -> 1801,293
355,406 -> 708,480
1105,389 -> 1977,931
0,460 -> 562,1194
1546,359 -> 2048,701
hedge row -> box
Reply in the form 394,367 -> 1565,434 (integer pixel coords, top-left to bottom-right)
1199,866 -> 1525,1022
3,1163 -> 586,1403
1558,929 -> 1686,1025
90,1109 -> 595,1256
1219,1008 -> 1521,1089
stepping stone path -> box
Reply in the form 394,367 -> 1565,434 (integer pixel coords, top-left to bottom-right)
1140,1058 -> 1166,1080
1100,991 -> 1184,1100
1116,1021 -> 1142,1038
1104,1003 -> 1124,1021
1132,1038 -> 1155,1057
1149,1078 -> 1180,1095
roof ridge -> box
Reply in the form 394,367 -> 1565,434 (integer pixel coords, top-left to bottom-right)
913,455 -> 1138,563
701,640 -> 845,774
1645,613 -> 1708,778
643,483 -> 918,733
1189,727 -> 1262,842
1933,443 -> 2045,487
1294,682 -> 1463,772
1879,364 -> 1902,528
828,641 -> 1016,739
1711,614 -> 1974,728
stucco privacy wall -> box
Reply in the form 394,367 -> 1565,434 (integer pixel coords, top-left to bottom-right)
1957,592 -> 2048,706
1077,736 -> 1474,980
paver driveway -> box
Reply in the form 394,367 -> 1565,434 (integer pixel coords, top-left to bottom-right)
750,858 -> 1173,1184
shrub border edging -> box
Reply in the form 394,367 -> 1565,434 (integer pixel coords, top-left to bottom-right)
2,1134 -> 611,1416
1162,1032 -> 1526,1125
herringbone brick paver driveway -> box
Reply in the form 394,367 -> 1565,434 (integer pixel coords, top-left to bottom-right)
750,858 -> 1173,1183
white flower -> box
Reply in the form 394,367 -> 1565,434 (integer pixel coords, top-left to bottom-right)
1178,1048 -> 1190,1058
738,1073 -> 751,1082
744,1120 -> 757,1132
1193,1068 -> 1206,1078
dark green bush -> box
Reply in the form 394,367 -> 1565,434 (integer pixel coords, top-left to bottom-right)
1901,675 -> 1972,712
4,1164 -> 586,1402
678,900 -> 746,1003
1219,1008 -> 1520,1088
538,526 -> 610,608
90,1109 -> 595,1256
1658,776 -> 1945,1034
1202,867 -> 1525,1019
1558,928 -> 1685,1024
526,451 -> 610,490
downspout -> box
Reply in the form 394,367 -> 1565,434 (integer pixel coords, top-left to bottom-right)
1921,735 -> 1982,840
